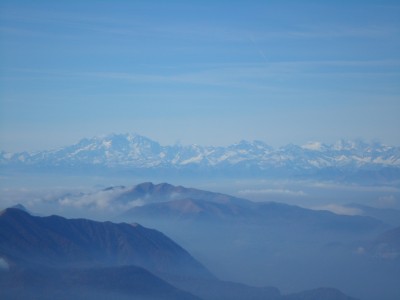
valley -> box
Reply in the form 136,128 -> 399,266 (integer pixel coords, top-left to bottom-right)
1,182 -> 399,300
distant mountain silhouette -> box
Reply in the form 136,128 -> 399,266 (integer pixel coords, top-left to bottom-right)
163,275 -> 281,300
376,226 -> 400,249
115,182 -> 249,206
345,203 -> 400,227
369,225 -> 400,259
117,183 -> 395,300
281,287 -> 359,300
120,183 -> 385,234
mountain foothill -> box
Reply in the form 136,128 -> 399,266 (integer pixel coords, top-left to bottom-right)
2,182 -> 400,299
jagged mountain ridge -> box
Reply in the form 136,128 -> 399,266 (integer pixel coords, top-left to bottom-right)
1,133 -> 399,174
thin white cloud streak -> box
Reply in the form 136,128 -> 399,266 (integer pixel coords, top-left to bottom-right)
0,10 -> 160,42
238,188 -> 306,197
4,58 -> 398,92
253,25 -> 398,40
0,26 -> 52,38
2,5 -> 398,43
311,204 -> 363,216
308,182 -> 400,193
3,22 -> 397,43
0,9 -> 131,32
0,187 -> 79,210
58,189 -> 145,212
0,186 -> 146,216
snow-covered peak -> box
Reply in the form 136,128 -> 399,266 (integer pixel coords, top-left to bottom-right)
333,139 -> 370,151
301,141 -> 327,151
1,134 -> 399,177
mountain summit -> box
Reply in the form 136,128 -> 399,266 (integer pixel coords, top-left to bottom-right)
1,133 -> 399,182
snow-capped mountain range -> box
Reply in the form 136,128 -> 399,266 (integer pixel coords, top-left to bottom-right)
1,133 -> 400,180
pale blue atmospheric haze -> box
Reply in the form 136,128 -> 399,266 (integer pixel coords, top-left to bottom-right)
0,0 -> 399,152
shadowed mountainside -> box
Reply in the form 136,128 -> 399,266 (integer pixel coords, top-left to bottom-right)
0,207 -> 212,279
0,265 -> 200,300
0,206 -> 363,300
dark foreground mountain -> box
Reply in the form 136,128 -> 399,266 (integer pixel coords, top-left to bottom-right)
0,207 -> 205,299
0,265 -> 199,300
0,207 -> 212,278
0,207 -> 361,300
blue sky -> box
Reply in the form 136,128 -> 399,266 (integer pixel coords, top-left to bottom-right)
1,0 -> 399,151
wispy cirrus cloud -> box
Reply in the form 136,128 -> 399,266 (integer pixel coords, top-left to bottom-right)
238,188 -> 306,197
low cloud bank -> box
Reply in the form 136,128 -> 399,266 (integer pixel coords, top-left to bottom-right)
311,204 -> 363,216
238,188 -> 306,197
0,258 -> 9,271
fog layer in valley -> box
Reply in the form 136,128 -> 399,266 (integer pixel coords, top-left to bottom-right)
1,180 -> 399,300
